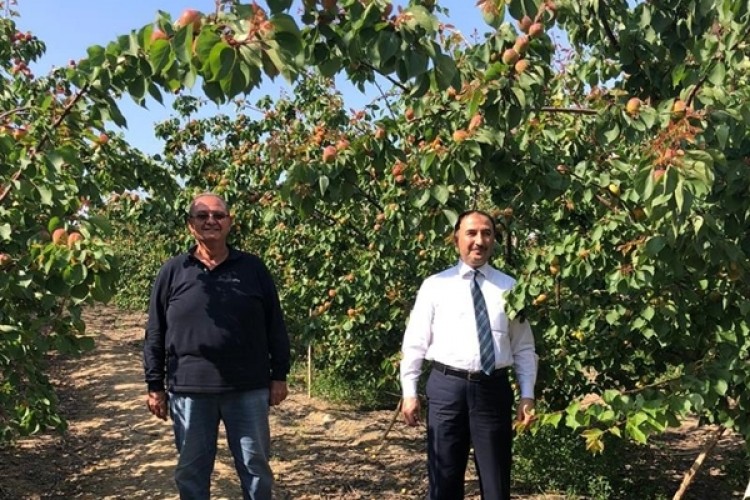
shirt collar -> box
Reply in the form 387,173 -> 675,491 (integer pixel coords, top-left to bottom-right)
187,245 -> 239,262
457,259 -> 493,279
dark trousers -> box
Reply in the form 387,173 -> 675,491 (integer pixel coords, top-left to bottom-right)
426,367 -> 513,500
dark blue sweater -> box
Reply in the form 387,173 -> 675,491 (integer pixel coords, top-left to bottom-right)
143,247 -> 290,394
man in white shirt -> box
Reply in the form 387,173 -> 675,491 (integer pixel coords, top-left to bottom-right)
400,210 -> 537,500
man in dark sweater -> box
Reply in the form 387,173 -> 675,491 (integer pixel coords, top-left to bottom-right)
143,193 -> 290,500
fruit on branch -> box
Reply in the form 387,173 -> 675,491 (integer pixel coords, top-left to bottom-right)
67,232 -> 83,248
513,35 -> 529,54
528,23 -> 544,38
514,59 -> 529,74
518,15 -> 533,33
452,129 -> 469,142
468,114 -> 483,131
176,8 -> 202,31
625,97 -> 641,116
0,253 -> 11,268
391,161 -> 405,177
52,228 -> 68,245
322,145 -> 337,163
672,99 -> 687,119
652,168 -> 666,182
11,127 -> 27,141
608,183 -> 620,197
502,48 -> 520,65
151,28 -> 169,42
405,108 -> 415,121
532,293 -> 547,305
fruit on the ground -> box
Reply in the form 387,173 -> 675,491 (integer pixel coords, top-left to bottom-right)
52,228 -> 68,245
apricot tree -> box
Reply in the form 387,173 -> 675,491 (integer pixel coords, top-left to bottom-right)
2,0 -> 749,464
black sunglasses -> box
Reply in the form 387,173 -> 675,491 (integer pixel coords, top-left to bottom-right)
189,211 -> 229,222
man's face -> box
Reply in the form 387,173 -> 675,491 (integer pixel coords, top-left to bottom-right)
454,212 -> 495,268
188,195 -> 232,245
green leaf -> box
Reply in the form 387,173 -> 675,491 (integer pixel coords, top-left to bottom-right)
149,39 -> 173,74
708,61 -> 726,86
267,0 -> 293,14
431,185 -> 449,204
172,24 -> 193,63
480,0 -> 506,28
271,13 -> 302,56
374,32 -> 399,70
209,43 -> 237,82
0,223 -> 10,241
644,236 -> 666,257
37,186 -> 53,206
433,53 -> 458,90
195,30 -> 221,63
319,175 -> 330,196
86,45 -> 106,66
713,379 -> 728,396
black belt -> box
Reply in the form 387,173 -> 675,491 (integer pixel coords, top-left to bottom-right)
432,361 -> 508,381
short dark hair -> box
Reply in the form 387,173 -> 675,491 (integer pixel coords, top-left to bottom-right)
453,209 -> 496,235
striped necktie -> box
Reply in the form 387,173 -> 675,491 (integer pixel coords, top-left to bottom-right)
471,270 -> 496,375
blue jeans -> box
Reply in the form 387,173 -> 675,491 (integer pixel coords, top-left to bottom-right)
169,389 -> 272,500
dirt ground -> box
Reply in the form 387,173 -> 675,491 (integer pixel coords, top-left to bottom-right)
0,306 -> 746,499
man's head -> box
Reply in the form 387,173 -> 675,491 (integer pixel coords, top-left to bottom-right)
187,193 -> 232,246
453,210 -> 496,268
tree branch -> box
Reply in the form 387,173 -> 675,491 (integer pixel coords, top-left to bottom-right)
1,83 -> 91,205
539,106 -> 598,116
591,1 -> 620,51
0,106 -> 30,122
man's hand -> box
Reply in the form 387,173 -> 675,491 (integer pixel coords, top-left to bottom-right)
516,397 -> 535,425
402,396 -> 421,426
269,380 -> 288,406
146,390 -> 168,421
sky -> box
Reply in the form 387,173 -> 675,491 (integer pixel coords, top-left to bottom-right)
18,1 -> 496,154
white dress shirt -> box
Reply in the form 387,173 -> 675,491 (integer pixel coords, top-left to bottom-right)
400,260 -> 537,399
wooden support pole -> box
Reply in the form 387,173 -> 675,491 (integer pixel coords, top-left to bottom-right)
307,343 -> 312,398
375,398 -> 403,456
672,426 -> 727,500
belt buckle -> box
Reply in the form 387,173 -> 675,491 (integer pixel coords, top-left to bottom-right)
466,371 -> 483,381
